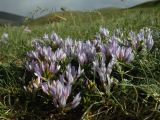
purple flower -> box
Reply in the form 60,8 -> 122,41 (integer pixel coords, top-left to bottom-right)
99,44 -> 111,59
129,28 -> 154,51
93,57 -> 114,93
145,31 -> 154,50
55,48 -> 66,60
27,51 -> 39,59
99,44 -> 107,54
116,46 -> 134,63
26,56 -> 60,79
49,62 -> 60,74
41,79 -> 80,109
63,37 -> 75,56
41,82 -> 49,95
42,80 -> 71,108
91,38 -> 100,47
93,58 -> 107,83
64,64 -> 83,85
34,63 -> 42,77
50,32 -> 63,46
54,81 -> 70,107
129,31 -> 137,45
78,52 -> 87,64
77,64 -> 84,78
137,29 -> 145,41
108,36 -> 119,56
76,40 -> 96,64
99,27 -> 110,37
27,45 -> 53,62
65,64 -> 76,84
71,93 -> 81,109
41,46 -> 52,58
106,56 -> 116,75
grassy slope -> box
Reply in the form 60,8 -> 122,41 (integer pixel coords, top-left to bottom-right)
130,0 -> 160,8
26,0 -> 160,26
0,2 -> 160,119
0,12 -> 25,25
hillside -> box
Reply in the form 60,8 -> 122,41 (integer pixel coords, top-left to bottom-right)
130,0 -> 160,8
26,8 -> 122,26
26,1 -> 160,26
0,11 -> 25,25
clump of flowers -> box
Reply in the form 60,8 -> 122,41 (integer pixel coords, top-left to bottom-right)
24,27 -> 154,111
41,64 -> 82,109
129,27 -> 154,51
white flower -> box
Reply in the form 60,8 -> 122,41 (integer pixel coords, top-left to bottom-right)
43,33 -> 49,40
99,27 -> 110,37
0,32 -> 9,43
24,26 -> 31,33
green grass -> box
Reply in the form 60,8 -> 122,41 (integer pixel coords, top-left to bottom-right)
0,5 -> 160,119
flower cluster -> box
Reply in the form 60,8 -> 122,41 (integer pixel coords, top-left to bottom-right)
26,45 -> 61,79
129,27 -> 154,51
41,74 -> 81,108
25,27 -> 154,110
